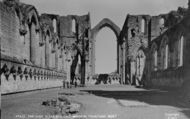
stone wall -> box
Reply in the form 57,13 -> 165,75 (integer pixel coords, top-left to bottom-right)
0,1 -> 91,94
0,1 -> 91,93
145,14 -> 190,88
0,1 -> 67,94
121,5 -> 189,87
150,7 -> 187,41
1,2 -> 25,59
59,14 -> 91,84
121,15 -> 150,84
1,59 -> 66,94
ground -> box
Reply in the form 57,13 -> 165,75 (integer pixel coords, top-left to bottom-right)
2,84 -> 190,119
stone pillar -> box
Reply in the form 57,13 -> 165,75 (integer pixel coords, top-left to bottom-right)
88,40 -> 92,76
55,46 -> 59,70
118,44 -> 122,75
40,44 -> 46,68
52,51 -> 56,68
42,45 -> 46,67
57,49 -> 62,71
81,55 -> 85,86
122,42 -> 126,84
117,41 -> 119,73
80,37 -> 86,86
25,25 -> 31,61
36,32 -> 40,65
49,43 -> 53,68
92,39 -> 95,75
85,60 -> 89,83
90,33 -> 96,76
30,23 -> 38,64
63,49 -> 66,71
45,35 -> 50,68
66,52 -> 72,87
130,61 -> 136,85
120,44 -> 123,84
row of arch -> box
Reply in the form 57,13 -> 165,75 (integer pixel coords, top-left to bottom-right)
151,34 -> 184,72
13,4 -> 65,71
1,2 -> 75,93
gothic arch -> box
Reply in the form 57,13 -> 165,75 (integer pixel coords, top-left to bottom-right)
90,18 -> 123,76
91,18 -> 120,39
138,45 -> 148,56
46,29 -> 51,40
151,42 -> 158,53
20,5 -> 40,29
160,35 -> 169,50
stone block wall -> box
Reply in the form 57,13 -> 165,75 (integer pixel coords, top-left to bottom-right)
58,14 -> 91,84
145,14 -> 190,88
121,5 -> 189,86
0,1 -> 67,94
0,3 -> 26,59
150,8 -> 187,42
1,59 -> 66,94
121,15 -> 150,83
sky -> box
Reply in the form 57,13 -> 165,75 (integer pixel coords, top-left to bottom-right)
21,0 -> 188,74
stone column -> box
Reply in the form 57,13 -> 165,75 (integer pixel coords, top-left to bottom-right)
88,40 -> 93,77
45,35 -> 50,68
63,49 -> 66,71
30,23 -> 38,65
49,43 -> 53,68
52,51 -> 56,68
41,45 -> 46,68
36,32 -> 40,65
117,41 -> 119,74
92,39 -> 95,75
55,46 -> 59,70
66,52 -> 72,87
85,60 -> 89,83
118,44 -> 122,75
122,42 -> 126,84
130,61 -> 136,84
81,55 -> 86,86
57,49 -> 62,71
120,44 -> 123,84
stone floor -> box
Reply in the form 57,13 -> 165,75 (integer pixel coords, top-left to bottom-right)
2,84 -> 190,119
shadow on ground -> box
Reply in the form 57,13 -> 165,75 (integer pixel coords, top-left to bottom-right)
80,89 -> 190,118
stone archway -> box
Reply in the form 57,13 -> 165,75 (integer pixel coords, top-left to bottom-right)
89,18 -> 125,83
92,18 -> 120,38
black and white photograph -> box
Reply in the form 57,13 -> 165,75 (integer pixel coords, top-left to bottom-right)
0,0 -> 190,119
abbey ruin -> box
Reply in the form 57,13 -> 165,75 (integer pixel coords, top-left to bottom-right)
1,0 -> 190,94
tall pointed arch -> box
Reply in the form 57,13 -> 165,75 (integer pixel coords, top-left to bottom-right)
90,18 -> 122,76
